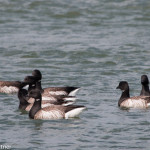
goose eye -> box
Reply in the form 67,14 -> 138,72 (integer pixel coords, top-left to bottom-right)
30,92 -> 33,95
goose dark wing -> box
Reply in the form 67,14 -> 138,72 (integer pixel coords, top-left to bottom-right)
0,81 -> 22,94
43,87 -> 80,96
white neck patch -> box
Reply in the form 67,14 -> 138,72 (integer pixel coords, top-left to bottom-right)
36,99 -> 40,101
23,85 -> 29,90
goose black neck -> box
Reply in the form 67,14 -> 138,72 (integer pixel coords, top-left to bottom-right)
118,89 -> 130,106
140,84 -> 150,96
29,96 -> 42,119
18,89 -> 29,110
35,81 -> 43,93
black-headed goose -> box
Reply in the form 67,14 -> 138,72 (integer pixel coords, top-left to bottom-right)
23,76 -> 76,104
116,81 -> 150,109
28,90 -> 86,120
18,88 -> 75,112
0,80 -> 28,94
140,75 -> 150,96
31,69 -> 80,97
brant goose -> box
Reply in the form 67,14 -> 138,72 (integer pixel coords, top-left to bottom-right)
116,81 -> 150,109
31,69 -> 80,96
23,76 -> 77,104
140,75 -> 150,96
0,80 -> 28,94
0,73 -> 37,94
18,89 -> 75,112
28,90 -> 86,120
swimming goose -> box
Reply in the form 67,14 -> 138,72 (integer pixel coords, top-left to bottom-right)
0,80 -> 28,94
31,69 -> 80,96
18,89 -> 76,112
0,72 -> 38,94
28,90 -> 86,120
23,76 -> 77,104
18,88 -> 53,112
116,81 -> 150,109
140,75 -> 150,96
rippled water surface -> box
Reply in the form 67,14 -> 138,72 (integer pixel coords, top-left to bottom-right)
1,0 -> 150,149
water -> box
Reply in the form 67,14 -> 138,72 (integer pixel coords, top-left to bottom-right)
0,0 -> 150,149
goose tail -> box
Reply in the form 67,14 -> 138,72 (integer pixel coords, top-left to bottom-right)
65,105 -> 86,119
68,88 -> 81,96
63,96 -> 77,102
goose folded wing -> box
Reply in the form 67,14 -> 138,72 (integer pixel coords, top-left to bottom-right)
0,81 -> 22,94
34,106 -> 65,120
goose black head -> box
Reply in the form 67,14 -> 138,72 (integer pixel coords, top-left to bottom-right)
32,69 -> 42,81
116,81 -> 129,91
141,75 -> 149,85
24,76 -> 36,84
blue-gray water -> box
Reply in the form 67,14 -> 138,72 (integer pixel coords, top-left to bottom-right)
0,0 -> 150,149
